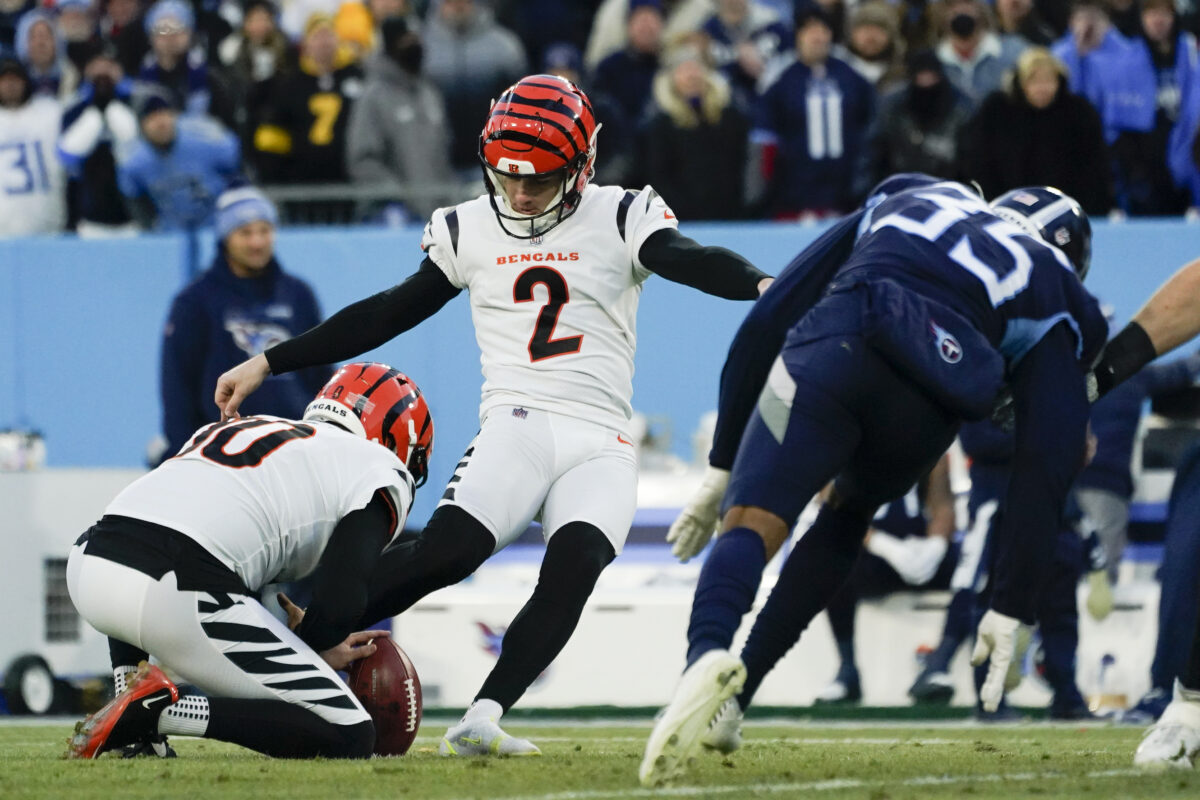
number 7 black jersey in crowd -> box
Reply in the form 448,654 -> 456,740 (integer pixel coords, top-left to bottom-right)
252,62 -> 364,183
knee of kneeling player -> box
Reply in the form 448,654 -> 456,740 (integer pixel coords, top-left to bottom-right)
335,719 -> 375,759
542,522 -> 616,594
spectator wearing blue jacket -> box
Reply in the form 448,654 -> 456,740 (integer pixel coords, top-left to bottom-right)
158,186 -> 329,461
1171,64 -> 1200,207
1098,0 -> 1199,215
138,0 -> 237,133
117,85 -> 240,230
749,0 -> 875,217
1052,0 -> 1156,145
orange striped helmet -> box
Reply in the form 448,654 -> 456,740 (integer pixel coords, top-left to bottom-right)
304,362 -> 434,487
479,74 -> 599,239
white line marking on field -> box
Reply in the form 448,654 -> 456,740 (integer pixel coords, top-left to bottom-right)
493,768 -> 1145,800
413,735 -> 1018,746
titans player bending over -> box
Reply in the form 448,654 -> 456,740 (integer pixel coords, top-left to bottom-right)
641,175 -> 1108,785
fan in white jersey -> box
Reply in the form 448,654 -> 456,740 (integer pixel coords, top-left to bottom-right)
66,362 -> 433,760
214,74 -> 773,756
0,57 -> 66,237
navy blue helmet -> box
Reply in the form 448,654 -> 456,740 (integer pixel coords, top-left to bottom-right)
990,186 -> 1092,280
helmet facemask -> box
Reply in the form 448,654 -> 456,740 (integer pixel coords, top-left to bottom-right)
480,123 -> 599,240
482,156 -> 580,239
478,74 -> 600,240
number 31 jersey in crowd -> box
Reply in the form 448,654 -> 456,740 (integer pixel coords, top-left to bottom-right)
420,184 -> 678,433
105,417 -> 414,591
0,96 -> 66,236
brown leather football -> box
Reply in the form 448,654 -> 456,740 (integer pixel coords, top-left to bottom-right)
346,637 -> 422,756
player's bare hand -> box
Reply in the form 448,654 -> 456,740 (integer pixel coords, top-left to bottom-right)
667,466 -> 730,562
970,609 -> 1031,712
757,277 -> 774,296
320,629 -> 390,671
277,592 -> 304,631
215,353 -> 270,421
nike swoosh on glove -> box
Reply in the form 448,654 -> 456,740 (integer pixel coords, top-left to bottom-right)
865,532 -> 948,586
970,609 -> 1031,712
667,466 -> 730,562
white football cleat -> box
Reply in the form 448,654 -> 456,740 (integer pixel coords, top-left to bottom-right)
639,649 -> 746,787
438,717 -> 541,757
1134,681 -> 1200,770
701,696 -> 743,755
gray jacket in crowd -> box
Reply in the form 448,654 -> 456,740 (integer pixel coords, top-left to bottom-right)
345,54 -> 457,220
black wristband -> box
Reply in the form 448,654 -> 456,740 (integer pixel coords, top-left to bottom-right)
1094,321 -> 1156,398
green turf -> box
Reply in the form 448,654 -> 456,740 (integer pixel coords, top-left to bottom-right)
0,721 -> 1192,800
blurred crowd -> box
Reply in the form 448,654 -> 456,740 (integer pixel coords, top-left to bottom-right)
2,0 -> 1200,236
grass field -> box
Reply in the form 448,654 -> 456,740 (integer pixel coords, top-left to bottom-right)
0,718 -> 1192,799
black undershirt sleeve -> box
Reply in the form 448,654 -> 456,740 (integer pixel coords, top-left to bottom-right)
266,257 -> 461,375
1092,320 -> 1158,398
295,490 -> 398,653
638,228 -> 769,300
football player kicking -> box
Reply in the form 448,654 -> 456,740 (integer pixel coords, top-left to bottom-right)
66,363 -> 432,759
214,74 -> 772,757
1082,256 -> 1200,770
641,175 -> 1108,786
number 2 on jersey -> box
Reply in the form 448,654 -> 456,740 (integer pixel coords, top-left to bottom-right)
177,418 -> 315,467
514,267 -> 583,362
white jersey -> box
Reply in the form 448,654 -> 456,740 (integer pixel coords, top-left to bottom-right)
106,416 -> 413,591
0,97 -> 66,237
420,184 -> 678,433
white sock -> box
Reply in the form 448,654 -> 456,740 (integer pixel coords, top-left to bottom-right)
113,666 -> 138,696
157,694 -> 210,737
462,698 -> 503,723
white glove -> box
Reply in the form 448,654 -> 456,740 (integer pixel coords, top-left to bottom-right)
970,609 -> 1032,712
1085,569 -> 1114,621
666,466 -> 730,562
865,532 -> 948,586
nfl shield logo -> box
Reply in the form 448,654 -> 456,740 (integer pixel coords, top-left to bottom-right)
930,320 -> 962,364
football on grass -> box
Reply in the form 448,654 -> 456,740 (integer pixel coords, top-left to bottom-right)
346,637 -> 422,756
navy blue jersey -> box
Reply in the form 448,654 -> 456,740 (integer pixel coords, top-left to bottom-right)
160,254 -> 331,460
710,173 -> 1103,623
840,177 -> 1107,365
710,174 -> 1108,468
